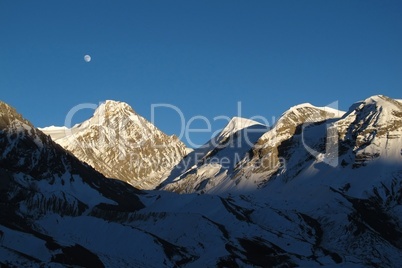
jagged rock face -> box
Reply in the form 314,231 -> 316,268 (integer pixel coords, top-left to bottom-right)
41,100 -> 188,190
244,104 -> 344,178
335,95 -> 402,167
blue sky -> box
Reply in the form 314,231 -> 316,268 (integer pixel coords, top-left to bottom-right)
1,0 -> 401,147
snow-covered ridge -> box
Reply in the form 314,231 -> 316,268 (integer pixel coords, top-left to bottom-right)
255,102 -> 345,145
340,95 -> 402,128
282,102 -> 345,119
38,126 -> 68,140
40,125 -> 68,130
218,116 -> 265,140
38,100 -> 136,140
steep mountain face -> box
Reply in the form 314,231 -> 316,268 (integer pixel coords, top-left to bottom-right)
237,103 -> 345,186
41,100 -> 187,190
335,95 -> 402,167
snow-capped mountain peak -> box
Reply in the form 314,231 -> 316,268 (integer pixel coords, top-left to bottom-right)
41,100 -> 188,190
344,94 -> 402,120
337,94 -> 402,138
284,102 -> 344,118
94,100 -> 136,119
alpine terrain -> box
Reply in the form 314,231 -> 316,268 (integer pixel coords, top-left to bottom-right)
1,95 -> 402,267
40,100 -> 188,190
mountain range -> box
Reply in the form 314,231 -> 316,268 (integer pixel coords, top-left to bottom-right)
1,95 -> 402,267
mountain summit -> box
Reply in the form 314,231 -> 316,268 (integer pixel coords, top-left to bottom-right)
41,100 -> 188,189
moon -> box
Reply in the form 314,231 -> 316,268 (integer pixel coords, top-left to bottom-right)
84,55 -> 91,62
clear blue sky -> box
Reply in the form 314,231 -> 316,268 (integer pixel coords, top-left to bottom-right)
1,0 -> 401,147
